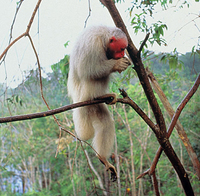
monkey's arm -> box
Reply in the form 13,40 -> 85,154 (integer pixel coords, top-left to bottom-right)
84,57 -> 131,80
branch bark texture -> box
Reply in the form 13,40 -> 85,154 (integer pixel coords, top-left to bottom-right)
0,96 -> 114,124
99,0 -> 194,195
147,69 -> 200,180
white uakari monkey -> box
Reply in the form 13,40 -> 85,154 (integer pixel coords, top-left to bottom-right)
67,25 -> 130,181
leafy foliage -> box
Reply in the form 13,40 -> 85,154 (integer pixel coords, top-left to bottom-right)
0,51 -> 199,195
0,0 -> 200,195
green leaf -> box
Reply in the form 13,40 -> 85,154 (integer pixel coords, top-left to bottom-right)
16,95 -> 19,103
64,41 -> 70,48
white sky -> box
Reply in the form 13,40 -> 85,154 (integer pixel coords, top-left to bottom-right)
0,0 -> 199,88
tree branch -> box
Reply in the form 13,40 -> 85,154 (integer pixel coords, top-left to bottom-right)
0,95 -> 116,124
0,0 -> 25,65
0,0 -> 42,62
118,89 -> 159,134
26,0 -> 42,34
149,73 -> 200,176
99,0 -> 194,195
138,33 -> 150,58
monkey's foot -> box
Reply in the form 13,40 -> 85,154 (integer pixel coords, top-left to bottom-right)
96,93 -> 117,105
106,162 -> 118,182
98,156 -> 117,182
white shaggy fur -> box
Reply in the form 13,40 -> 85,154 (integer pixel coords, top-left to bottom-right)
67,26 -> 129,158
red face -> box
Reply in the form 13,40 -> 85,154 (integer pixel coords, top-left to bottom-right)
106,36 -> 128,59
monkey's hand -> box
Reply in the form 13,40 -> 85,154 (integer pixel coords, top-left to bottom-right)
98,156 -> 117,182
112,57 -> 131,73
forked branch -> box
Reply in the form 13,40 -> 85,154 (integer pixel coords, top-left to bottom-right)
99,0 -> 194,195
148,73 -> 200,176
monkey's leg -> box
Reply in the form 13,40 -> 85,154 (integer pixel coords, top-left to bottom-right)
91,104 -> 117,181
74,106 -> 117,180
73,107 -> 94,140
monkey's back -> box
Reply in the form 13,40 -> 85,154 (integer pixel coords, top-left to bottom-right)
67,26 -> 115,103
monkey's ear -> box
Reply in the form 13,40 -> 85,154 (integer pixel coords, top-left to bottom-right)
109,36 -> 116,43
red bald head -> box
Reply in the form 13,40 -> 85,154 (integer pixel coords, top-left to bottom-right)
106,36 -> 128,59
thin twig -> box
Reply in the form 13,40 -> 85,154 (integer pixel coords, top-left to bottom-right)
26,0 -> 42,34
152,171 -> 160,196
84,0 -> 91,28
0,33 -> 26,61
118,89 -> 159,134
138,33 -> 150,57
0,0 -> 24,65
0,0 -> 42,62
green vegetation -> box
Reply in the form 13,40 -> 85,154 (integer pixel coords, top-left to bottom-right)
0,52 -> 199,195
0,0 -> 200,195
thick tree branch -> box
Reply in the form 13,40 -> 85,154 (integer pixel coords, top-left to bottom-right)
148,73 -> 200,177
99,0 -> 194,195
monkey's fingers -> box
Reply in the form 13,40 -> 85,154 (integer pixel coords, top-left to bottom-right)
117,58 -> 131,73
117,64 -> 129,73
123,57 -> 131,65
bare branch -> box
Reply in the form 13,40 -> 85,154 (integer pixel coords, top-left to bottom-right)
118,89 -> 159,134
0,0 -> 24,65
0,0 -> 42,62
0,33 -> 26,62
152,172 -> 160,196
167,73 -> 200,137
0,95 -> 116,124
149,73 -> 200,176
138,33 -> 150,57
26,0 -> 42,34
84,0 -> 91,28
